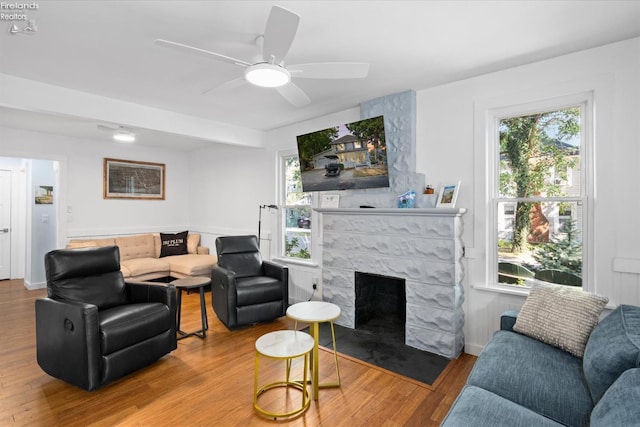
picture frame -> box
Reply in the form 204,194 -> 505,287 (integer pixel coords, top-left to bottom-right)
436,181 -> 461,208
321,194 -> 340,208
35,185 -> 54,204
104,158 -> 165,200
398,190 -> 416,208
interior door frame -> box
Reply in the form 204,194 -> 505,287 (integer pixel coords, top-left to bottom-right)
0,153 -> 67,288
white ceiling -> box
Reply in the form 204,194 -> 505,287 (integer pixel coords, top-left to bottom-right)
1,1 -> 639,150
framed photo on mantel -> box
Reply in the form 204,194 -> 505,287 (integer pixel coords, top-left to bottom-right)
321,194 -> 340,208
103,158 -> 165,200
436,181 -> 461,208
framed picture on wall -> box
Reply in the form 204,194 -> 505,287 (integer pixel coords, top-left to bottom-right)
35,186 -> 54,204
103,158 -> 165,200
436,181 -> 461,208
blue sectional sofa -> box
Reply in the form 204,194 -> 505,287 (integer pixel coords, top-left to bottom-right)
442,304 -> 640,426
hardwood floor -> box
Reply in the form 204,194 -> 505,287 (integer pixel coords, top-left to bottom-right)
0,279 -> 476,426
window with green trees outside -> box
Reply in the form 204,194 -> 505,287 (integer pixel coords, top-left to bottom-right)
496,105 -> 585,288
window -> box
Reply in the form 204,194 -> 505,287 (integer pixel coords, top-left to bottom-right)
492,101 -> 589,288
281,154 -> 312,260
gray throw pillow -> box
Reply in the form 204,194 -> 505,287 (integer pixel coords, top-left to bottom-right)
513,286 -> 608,358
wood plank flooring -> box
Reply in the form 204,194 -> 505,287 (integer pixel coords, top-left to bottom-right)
0,279 -> 476,426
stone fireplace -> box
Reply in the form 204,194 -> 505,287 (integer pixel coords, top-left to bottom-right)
314,90 -> 465,358
318,208 -> 466,358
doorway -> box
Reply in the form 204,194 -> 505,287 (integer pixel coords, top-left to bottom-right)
0,170 -> 11,279
0,157 -> 60,286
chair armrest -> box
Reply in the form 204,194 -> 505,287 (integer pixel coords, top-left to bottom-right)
263,261 -> 288,310
212,265 -> 235,284
125,281 -> 176,306
263,260 -> 288,281
197,246 -> 210,255
35,297 -> 102,391
500,310 -> 520,332
211,265 -> 237,326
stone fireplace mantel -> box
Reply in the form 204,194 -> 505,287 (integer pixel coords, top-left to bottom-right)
316,207 -> 466,216
317,207 -> 466,358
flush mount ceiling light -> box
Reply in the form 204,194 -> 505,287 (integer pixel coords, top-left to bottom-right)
244,63 -> 291,88
97,124 -> 137,143
113,129 -> 136,143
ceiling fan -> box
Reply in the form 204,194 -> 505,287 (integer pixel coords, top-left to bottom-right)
155,5 -> 369,107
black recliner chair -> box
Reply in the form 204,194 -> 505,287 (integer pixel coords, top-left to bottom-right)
211,235 -> 288,329
36,246 -> 177,391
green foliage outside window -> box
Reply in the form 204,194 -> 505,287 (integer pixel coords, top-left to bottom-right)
283,155 -> 312,260
532,219 -> 582,274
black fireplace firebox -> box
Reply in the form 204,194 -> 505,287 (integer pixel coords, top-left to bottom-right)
355,272 -> 406,334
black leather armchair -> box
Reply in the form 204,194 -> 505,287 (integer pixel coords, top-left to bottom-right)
36,246 -> 177,391
211,235 -> 288,329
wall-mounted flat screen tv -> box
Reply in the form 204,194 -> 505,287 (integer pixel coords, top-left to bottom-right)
296,115 -> 389,192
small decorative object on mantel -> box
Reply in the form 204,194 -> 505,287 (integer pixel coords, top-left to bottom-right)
436,181 -> 461,208
321,194 -> 340,208
398,190 -> 416,208
424,185 -> 435,194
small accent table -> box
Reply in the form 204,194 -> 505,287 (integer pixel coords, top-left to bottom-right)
172,276 -> 211,340
286,301 -> 342,400
254,330 -> 314,420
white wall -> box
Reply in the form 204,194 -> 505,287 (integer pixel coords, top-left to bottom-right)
28,159 -> 57,287
187,142 -> 277,252
417,37 -> 640,354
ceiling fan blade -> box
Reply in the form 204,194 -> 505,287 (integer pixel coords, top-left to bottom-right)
262,6 -> 300,63
97,124 -> 118,132
288,62 -> 370,79
155,39 -> 251,68
201,77 -> 247,95
276,82 -> 311,107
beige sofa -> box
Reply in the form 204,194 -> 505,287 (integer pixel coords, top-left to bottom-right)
66,233 -> 218,281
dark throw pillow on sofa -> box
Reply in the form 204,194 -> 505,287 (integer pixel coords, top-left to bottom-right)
160,231 -> 188,257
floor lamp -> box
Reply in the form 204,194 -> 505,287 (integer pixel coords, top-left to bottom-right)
258,204 -> 278,248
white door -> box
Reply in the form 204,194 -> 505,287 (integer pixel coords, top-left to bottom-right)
0,170 -> 11,280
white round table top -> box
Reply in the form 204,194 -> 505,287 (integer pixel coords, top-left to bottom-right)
255,330 -> 314,358
286,301 -> 341,323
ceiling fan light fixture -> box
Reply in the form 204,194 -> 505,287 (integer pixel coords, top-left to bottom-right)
245,63 -> 290,88
113,129 -> 136,143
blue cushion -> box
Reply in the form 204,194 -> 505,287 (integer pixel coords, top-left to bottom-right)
591,368 -> 640,426
468,330 -> 593,426
441,385 -> 563,427
583,304 -> 640,403
500,310 -> 519,332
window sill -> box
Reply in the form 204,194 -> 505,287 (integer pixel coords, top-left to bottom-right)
473,282 -> 617,310
472,282 -> 531,297
271,257 -> 319,268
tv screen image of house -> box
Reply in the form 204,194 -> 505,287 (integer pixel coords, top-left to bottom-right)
296,115 -> 389,192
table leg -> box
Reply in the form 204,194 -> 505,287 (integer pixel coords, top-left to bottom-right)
176,288 -> 183,332
199,285 -> 207,336
311,322 -> 319,401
